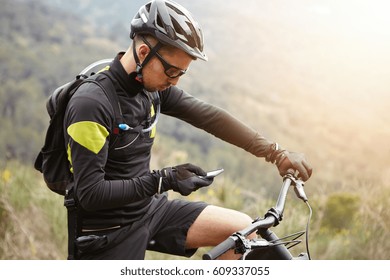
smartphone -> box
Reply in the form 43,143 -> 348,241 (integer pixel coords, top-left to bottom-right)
199,168 -> 224,179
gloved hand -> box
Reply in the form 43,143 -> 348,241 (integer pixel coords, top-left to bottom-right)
266,143 -> 312,181
276,151 -> 313,181
157,163 -> 213,196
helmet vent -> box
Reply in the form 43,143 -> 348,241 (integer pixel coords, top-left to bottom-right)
140,13 -> 148,23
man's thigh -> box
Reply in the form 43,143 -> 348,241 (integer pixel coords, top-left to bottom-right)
186,205 -> 254,249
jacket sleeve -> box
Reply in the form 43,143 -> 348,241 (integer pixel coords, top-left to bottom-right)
160,86 -> 273,158
64,82 -> 158,211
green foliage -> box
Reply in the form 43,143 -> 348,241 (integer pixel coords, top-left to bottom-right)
321,193 -> 360,232
0,0 -> 118,162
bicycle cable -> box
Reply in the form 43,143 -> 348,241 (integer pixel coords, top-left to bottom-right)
305,200 -> 313,260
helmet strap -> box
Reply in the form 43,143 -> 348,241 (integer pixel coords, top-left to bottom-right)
132,38 -> 162,83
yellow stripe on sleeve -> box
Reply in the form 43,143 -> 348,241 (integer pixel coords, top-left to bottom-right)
67,121 -> 109,154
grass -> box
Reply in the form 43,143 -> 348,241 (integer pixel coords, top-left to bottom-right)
1,160 -> 389,260
0,160 -> 67,259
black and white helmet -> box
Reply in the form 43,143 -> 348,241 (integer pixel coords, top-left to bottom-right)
130,0 -> 207,61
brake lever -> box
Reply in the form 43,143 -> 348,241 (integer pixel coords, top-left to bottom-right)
294,179 -> 308,202
284,173 -> 308,202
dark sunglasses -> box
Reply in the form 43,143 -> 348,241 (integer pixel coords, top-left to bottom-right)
141,36 -> 188,79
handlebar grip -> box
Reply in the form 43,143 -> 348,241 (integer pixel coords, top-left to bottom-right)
202,236 -> 237,260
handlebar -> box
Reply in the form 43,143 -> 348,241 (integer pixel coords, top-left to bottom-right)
203,172 -> 309,260
202,236 -> 238,260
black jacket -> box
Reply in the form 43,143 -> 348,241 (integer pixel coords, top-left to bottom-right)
64,53 -> 272,230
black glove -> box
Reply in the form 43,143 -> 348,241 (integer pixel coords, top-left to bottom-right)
276,151 -> 313,181
266,143 -> 313,181
157,163 -> 213,196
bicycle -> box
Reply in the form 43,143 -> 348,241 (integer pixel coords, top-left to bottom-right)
203,170 -> 313,260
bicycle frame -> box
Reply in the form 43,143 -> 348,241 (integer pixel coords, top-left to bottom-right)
203,172 -> 311,260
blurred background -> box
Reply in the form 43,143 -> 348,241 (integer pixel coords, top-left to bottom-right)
1,0 -> 389,259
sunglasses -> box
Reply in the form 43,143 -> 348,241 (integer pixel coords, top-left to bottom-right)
141,36 -> 188,79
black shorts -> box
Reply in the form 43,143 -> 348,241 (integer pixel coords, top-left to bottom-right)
75,195 -> 208,260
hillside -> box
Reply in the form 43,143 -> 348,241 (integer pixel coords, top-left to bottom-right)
3,0 -> 389,187
1,0 -> 389,260
39,0 -> 390,188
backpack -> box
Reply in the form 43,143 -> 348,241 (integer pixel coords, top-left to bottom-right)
34,59 -> 118,195
34,59 -> 161,196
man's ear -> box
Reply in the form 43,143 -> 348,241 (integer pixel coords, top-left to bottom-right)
138,44 -> 150,63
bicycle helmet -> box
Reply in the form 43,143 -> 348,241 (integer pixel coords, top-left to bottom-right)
130,0 -> 207,61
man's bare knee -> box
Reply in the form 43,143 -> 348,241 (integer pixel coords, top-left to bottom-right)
186,205 -> 255,248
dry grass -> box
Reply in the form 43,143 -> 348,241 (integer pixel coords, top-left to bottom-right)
1,160 -> 389,260
0,161 -> 67,260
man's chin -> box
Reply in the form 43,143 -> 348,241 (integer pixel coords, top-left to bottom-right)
145,85 -> 171,92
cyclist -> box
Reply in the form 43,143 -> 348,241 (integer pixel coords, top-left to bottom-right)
64,0 -> 312,260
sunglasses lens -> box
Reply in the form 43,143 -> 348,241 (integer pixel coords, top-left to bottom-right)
165,68 -> 185,78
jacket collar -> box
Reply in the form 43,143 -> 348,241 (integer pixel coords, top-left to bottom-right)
109,52 -> 143,96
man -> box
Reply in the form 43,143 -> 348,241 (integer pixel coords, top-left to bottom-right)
64,0 -> 312,260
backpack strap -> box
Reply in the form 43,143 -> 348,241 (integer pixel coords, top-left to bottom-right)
96,71 -> 157,136
88,72 -> 123,136
64,183 -> 78,260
